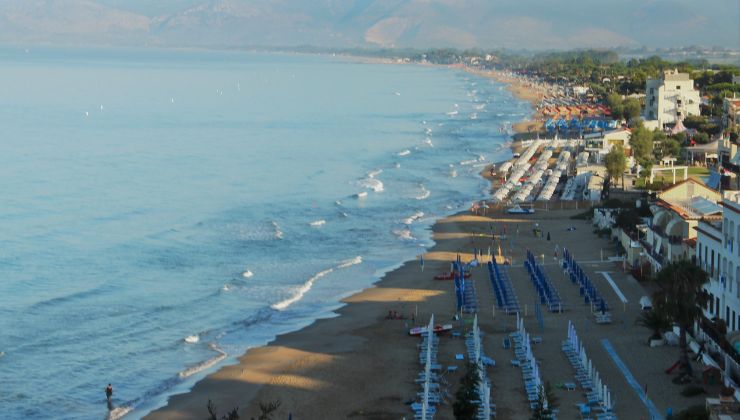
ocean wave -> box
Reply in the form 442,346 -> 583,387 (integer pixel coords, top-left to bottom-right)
402,211 -> 424,225
30,286 -> 106,310
393,228 -> 415,241
446,110 -> 458,116
271,221 -> 284,240
242,270 -> 254,279
184,335 -> 199,344
106,405 -> 133,420
459,159 -> 477,166
423,138 -> 434,147
309,220 -> 326,227
355,191 -> 368,199
358,177 -> 384,192
366,169 -> 383,178
398,150 -> 411,157
178,344 -> 227,379
337,256 -> 363,269
271,256 -> 362,311
415,185 -> 430,200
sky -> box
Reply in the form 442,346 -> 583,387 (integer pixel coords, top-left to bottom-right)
0,0 -> 737,50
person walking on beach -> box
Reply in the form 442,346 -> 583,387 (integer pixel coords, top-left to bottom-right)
105,383 -> 113,405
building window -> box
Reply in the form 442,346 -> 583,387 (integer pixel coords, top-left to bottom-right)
727,306 -> 730,323
717,297 -> 720,315
734,311 -> 737,331
711,249 -> 715,276
650,87 -> 654,95
676,85 -> 681,90
710,293 -> 714,312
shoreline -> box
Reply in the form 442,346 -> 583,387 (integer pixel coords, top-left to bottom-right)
142,59 -> 542,420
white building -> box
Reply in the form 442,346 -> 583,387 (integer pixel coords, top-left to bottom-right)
696,191 -> 740,332
644,69 -> 701,129
643,179 -> 721,273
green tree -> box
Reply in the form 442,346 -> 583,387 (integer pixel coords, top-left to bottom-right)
606,93 -> 624,120
630,122 -> 655,167
604,146 -> 626,186
453,363 -> 481,419
530,382 -> 558,420
636,308 -> 671,341
652,261 -> 709,376
622,98 -> 642,121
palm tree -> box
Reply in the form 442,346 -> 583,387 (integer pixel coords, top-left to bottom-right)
652,260 -> 709,376
635,307 -> 671,342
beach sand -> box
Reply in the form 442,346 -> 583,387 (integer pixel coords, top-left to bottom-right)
146,206 -> 706,420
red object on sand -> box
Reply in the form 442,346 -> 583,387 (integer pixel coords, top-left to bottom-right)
434,272 -> 471,280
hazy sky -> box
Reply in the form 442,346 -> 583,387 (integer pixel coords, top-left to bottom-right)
1,0 -> 738,50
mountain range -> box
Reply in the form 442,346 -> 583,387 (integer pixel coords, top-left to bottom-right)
0,0 -> 737,50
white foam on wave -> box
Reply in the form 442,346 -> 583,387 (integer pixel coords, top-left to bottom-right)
355,191 -> 368,199
446,110 -> 458,116
337,255 -> 363,269
242,270 -> 254,278
415,185 -> 430,200
107,406 -> 133,420
398,149 -> 411,157
402,211 -> 425,225
184,335 -> 199,344
460,159 -> 477,166
179,344 -> 227,379
423,138 -> 434,147
271,221 -> 284,240
309,220 -> 326,227
367,168 -> 383,178
359,177 -> 384,192
272,256 -> 362,310
450,169 -> 457,178
393,228 -> 415,241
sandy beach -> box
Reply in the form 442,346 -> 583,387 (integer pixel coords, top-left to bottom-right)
146,200 -> 708,419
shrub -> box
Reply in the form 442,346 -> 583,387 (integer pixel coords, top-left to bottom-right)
675,404 -> 709,420
681,385 -> 705,397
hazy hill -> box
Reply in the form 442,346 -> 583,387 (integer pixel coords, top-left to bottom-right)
0,0 -> 736,49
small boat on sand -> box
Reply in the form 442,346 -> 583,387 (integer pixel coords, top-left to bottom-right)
506,204 -> 534,214
409,324 -> 453,336
434,271 -> 471,280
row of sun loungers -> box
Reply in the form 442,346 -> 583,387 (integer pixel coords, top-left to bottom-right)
467,316 -> 495,419
492,140 -> 544,203
524,250 -> 564,313
453,261 -> 478,314
562,248 -> 611,320
562,321 -> 616,420
487,260 -> 520,314
414,315 -> 441,420
510,315 -> 552,415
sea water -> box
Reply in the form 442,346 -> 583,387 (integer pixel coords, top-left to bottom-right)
0,48 -> 529,419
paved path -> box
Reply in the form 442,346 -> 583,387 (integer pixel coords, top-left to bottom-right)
597,271 -> 628,304
601,339 -> 663,420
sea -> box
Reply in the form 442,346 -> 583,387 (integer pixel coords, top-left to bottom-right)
0,48 -> 529,419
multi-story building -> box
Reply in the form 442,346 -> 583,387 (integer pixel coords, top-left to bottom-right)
642,179 -> 721,273
644,69 -> 701,129
696,190 -> 740,332
723,95 -> 740,132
